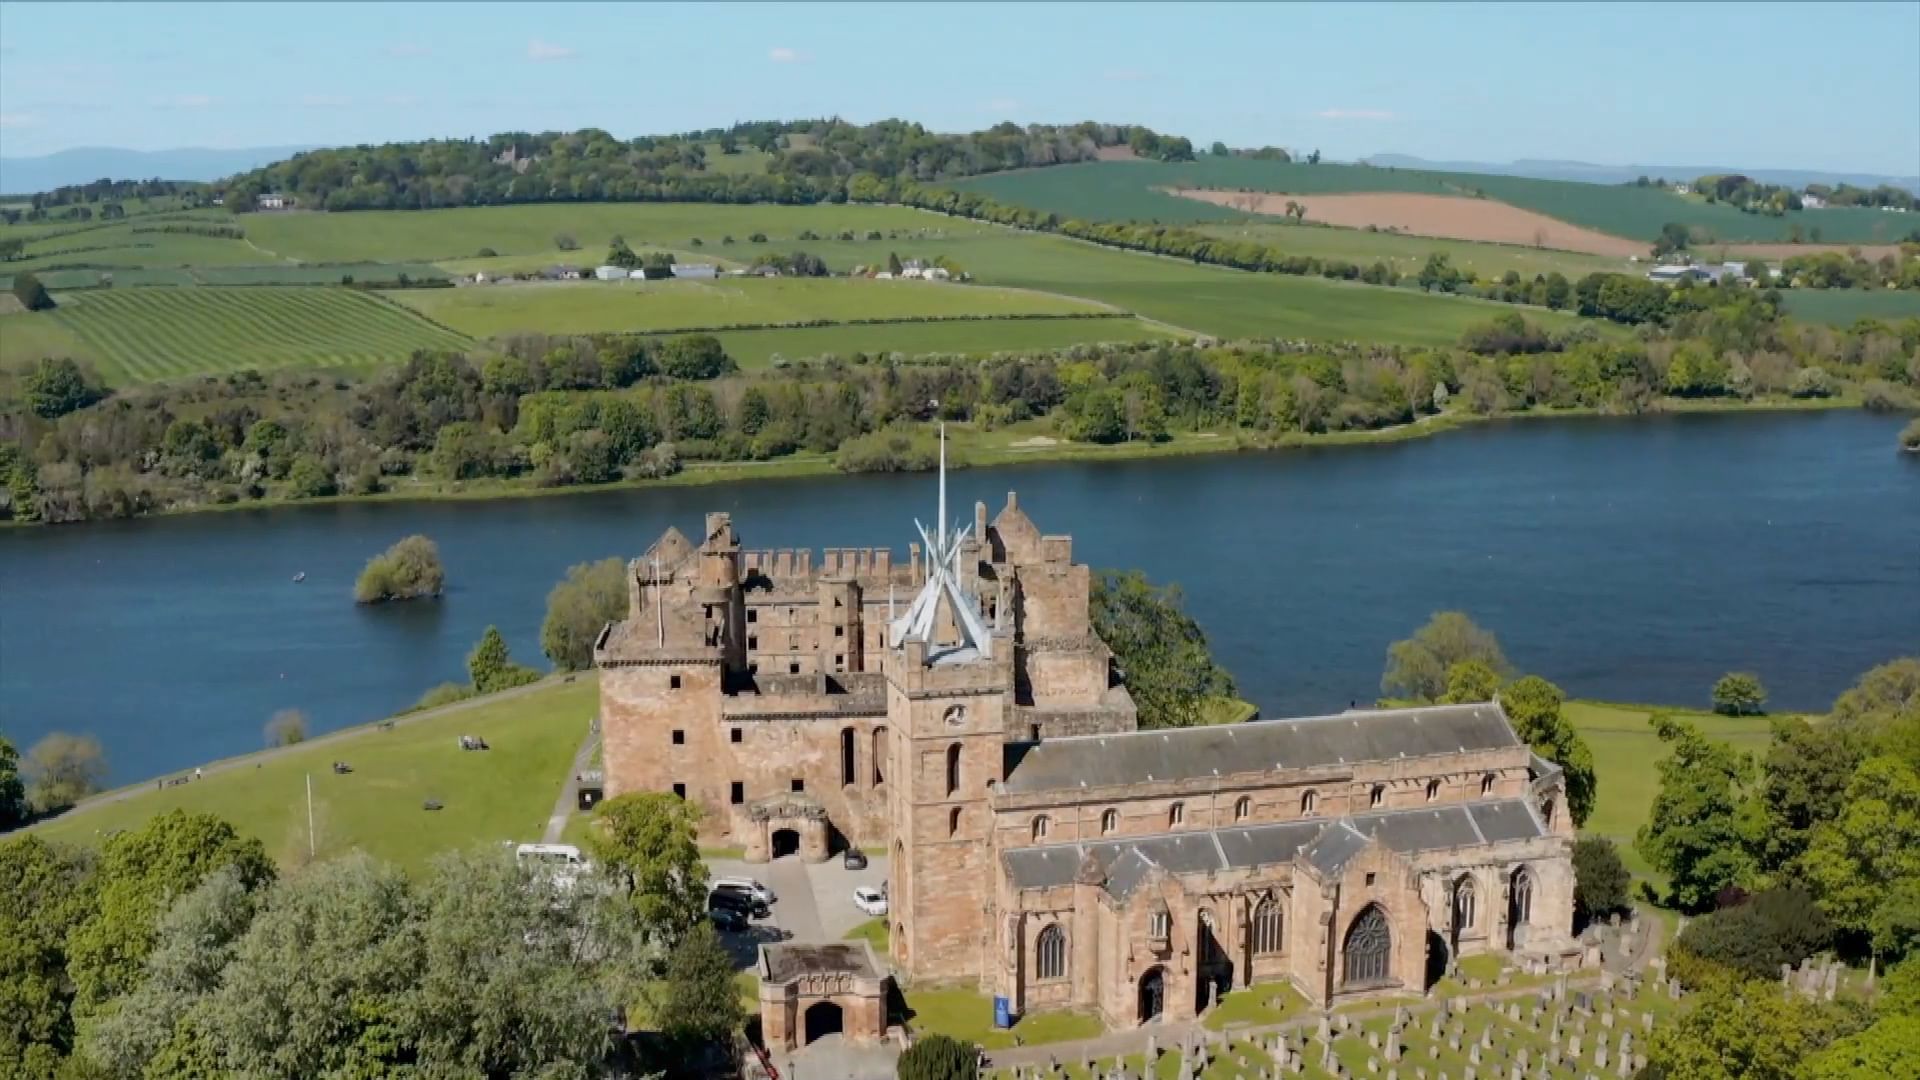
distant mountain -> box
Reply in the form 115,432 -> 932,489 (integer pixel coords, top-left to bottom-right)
1361,154 -> 1920,194
0,145 -> 319,194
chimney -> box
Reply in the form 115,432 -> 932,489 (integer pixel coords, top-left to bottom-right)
975,500 -> 987,541
910,542 -> 922,584
1006,491 -> 1018,512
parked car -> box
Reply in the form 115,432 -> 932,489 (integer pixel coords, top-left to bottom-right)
843,848 -> 869,870
710,885 -> 770,919
708,906 -> 748,932
853,885 -> 888,916
712,876 -> 776,905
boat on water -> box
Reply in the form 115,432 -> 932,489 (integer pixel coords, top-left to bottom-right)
292,572 -> 307,583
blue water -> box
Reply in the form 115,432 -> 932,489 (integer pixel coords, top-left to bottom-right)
2,410 -> 1915,784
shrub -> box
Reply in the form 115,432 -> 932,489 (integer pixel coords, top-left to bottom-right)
1712,671 -> 1767,715
897,1035 -> 976,1080
24,731 -> 107,811
833,426 -> 940,473
12,270 -> 55,311
1903,417 -> 1920,452
23,357 -> 105,418
467,625 -> 541,693
475,246 -> 497,258
354,534 -> 445,604
263,709 -> 308,747
553,233 -> 578,251
409,682 -> 477,712
1791,365 -> 1835,398
1572,836 -> 1632,925
1673,886 -> 1833,981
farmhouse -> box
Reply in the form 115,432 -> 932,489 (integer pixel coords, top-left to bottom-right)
256,193 -> 290,210
594,266 -> 626,281
596,450 -> 1580,1034
675,263 -> 719,279
1645,264 -> 1702,284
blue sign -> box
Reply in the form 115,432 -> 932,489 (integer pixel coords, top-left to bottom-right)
993,995 -> 1012,1029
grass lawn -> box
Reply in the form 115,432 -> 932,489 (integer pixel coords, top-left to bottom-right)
906,986 -> 1104,1050
1566,700 -> 1778,880
1199,696 -> 1260,725
391,277 -> 1115,337
670,316 -> 1177,367
1780,288 -> 1920,326
1202,979 -> 1311,1030
39,286 -> 470,384
32,679 -> 596,872
0,307 -> 96,368
844,917 -> 889,950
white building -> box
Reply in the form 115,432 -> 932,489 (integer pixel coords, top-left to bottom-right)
1800,193 -> 1827,209
257,193 -> 288,210
594,266 -> 626,281
674,263 -> 718,280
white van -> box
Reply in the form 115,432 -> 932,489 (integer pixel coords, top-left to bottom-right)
711,875 -> 776,905
516,843 -> 588,888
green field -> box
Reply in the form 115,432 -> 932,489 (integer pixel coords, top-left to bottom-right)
2,217 -> 277,272
0,307 -> 95,367
949,159 -> 1916,246
1195,221 -> 1634,281
1780,288 -> 1920,325
647,316 -> 1176,367
394,277 -> 1117,337
30,679 -> 595,872
36,286 -> 471,384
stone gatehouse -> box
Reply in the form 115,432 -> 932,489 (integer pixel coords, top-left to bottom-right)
596,454 -> 1579,1032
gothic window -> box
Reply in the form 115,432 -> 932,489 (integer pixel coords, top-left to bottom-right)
945,743 -> 961,795
1234,796 -> 1251,822
1169,802 -> 1185,828
1369,784 -> 1386,809
1148,908 -> 1170,940
1036,923 -> 1067,980
949,807 -> 962,837
1032,814 -> 1050,842
1426,779 -> 1441,802
871,727 -> 887,786
1300,789 -> 1318,816
1481,773 -> 1496,796
1342,904 -> 1392,986
1253,896 -> 1285,955
1511,866 -> 1534,927
840,727 -> 856,787
1542,798 -> 1557,827
1454,876 -> 1478,931
1101,808 -> 1118,834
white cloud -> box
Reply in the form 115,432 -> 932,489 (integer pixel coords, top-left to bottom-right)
0,112 -> 39,129
527,39 -> 577,61
299,94 -> 352,108
153,94 -> 216,109
1316,108 -> 1394,121
768,46 -> 805,63
1103,68 -> 1149,82
384,42 -> 431,58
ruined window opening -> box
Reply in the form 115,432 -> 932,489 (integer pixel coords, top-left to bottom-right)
748,634 -> 759,650
1032,815 -> 1050,841
945,743 -> 962,795
730,781 -> 744,805
1234,796 -> 1251,822
840,727 -> 856,787
1426,779 -> 1441,802
948,807 -> 962,836
1365,872 -> 1376,887
789,662 -> 800,674
671,783 -> 686,799
730,728 -> 742,744
1301,790 -> 1318,816
1101,808 -> 1118,834
672,729 -> 685,745
1481,773 -> 1496,796
747,609 -> 758,624
871,727 -> 888,786
834,626 -> 844,638
791,778 -> 805,793
1369,785 -> 1385,809
1169,802 -> 1184,827
669,674 -> 682,690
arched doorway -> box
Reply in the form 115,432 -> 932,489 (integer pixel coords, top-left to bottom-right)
1342,904 -> 1392,987
802,1000 -> 843,1043
1425,930 -> 1450,990
1507,866 -> 1534,950
771,828 -> 800,859
1138,966 -> 1166,1024
1195,910 -> 1233,1013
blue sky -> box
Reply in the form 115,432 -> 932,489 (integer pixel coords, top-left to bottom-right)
2,1 -> 1916,174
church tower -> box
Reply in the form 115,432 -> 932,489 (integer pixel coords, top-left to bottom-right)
885,426 -> 1013,982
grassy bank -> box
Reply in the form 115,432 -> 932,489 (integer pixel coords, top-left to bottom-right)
28,678 -> 596,871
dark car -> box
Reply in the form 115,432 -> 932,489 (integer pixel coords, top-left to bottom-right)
708,906 -> 747,932
843,848 -> 869,870
710,885 -> 770,920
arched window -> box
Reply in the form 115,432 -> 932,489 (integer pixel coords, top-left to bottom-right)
1252,896 -> 1285,955
1481,773 -> 1496,796
1369,784 -> 1385,809
1234,796 -> 1251,822
1453,876 -> 1478,931
1426,779 -> 1441,802
1510,866 -> 1534,928
1032,814 -> 1050,842
945,743 -> 961,796
1035,923 -> 1067,980
871,727 -> 887,786
1342,904 -> 1392,986
1542,798 -> 1557,827
840,727 -> 856,787
1300,790 -> 1318,816
1101,808 -> 1118,834
948,806 -> 962,837
1169,802 -> 1185,828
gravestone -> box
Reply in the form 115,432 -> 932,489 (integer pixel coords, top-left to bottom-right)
1595,1045 -> 1608,1070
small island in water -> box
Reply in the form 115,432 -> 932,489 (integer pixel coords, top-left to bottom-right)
1902,417 -> 1920,453
354,535 -> 445,604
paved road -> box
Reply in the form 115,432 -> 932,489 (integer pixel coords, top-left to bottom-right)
766,857 -> 825,942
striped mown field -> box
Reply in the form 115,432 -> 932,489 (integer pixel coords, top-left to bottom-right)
47,287 -> 471,384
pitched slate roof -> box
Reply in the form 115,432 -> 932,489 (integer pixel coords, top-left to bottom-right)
1002,798 -> 1546,896
1000,703 -> 1521,796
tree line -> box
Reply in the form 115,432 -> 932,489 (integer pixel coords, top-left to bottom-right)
4,306 -> 1915,524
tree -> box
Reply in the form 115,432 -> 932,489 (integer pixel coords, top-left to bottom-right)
11,270 -> 55,311
1381,612 -> 1509,702
1440,660 -> 1501,703
659,333 -> 735,379
354,534 -> 444,603
23,732 -> 106,812
0,835 -> 98,1077
1673,887 -> 1833,981
262,709 -> 307,748
587,791 -> 708,943
1209,141 -> 1229,156
1803,1016 -> 1920,1080
1748,715 -> 1865,878
1090,569 -> 1237,729
1799,755 -> 1920,959
887,251 -> 904,276
23,358 -> 104,418
1712,672 -> 1767,715
1417,253 -> 1461,293
66,810 -> 273,1012
0,736 -> 25,829
1572,836 -> 1631,925
651,921 -> 744,1049
285,454 -> 335,499
1501,676 -> 1598,827
467,625 -> 540,693
541,557 -> 629,671
1645,975 -> 1857,1080
897,1033 -> 978,1080
1636,715 -> 1755,912
1653,222 -> 1692,258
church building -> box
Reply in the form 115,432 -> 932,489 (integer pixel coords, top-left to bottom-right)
596,442 -> 1578,1028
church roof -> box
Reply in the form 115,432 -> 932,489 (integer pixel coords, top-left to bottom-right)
999,703 -> 1522,795
1001,797 -> 1547,896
